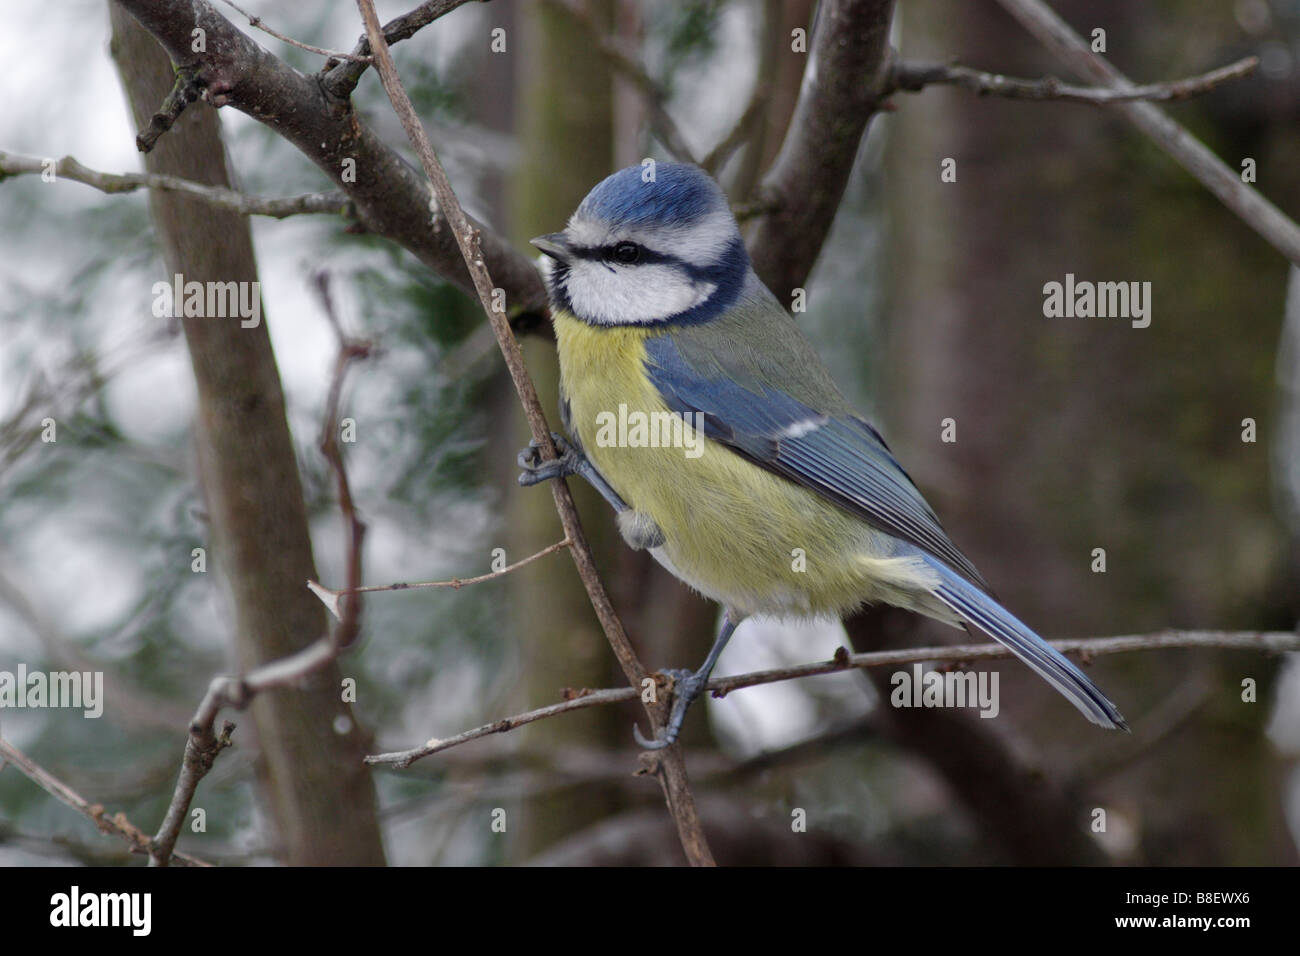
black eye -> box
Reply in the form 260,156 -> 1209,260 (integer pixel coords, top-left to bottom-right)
613,242 -> 640,263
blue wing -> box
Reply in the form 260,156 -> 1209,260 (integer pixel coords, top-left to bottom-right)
644,333 -> 989,590
644,331 -> 1127,730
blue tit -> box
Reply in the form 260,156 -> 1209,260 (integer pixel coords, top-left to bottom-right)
519,162 -> 1127,748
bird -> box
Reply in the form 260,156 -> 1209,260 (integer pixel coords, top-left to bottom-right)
518,161 -> 1127,749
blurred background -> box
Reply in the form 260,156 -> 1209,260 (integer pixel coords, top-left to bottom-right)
0,0 -> 1298,865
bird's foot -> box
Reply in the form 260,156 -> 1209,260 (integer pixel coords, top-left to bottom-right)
633,668 -> 708,751
517,432 -> 583,486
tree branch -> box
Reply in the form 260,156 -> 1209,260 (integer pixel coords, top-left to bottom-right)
149,284 -> 372,866
368,629 -> 1299,766
307,537 -> 572,620
889,55 -> 1258,105
353,0 -> 714,867
747,0 -> 898,295
0,736 -> 211,867
134,65 -> 204,151
996,0 -> 1300,266
321,0 -> 479,99
701,82 -> 771,175
113,0 -> 548,320
216,0 -> 373,62
367,687 -> 638,768
0,150 -> 352,219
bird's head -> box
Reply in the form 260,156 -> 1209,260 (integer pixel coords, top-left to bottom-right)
531,163 -> 750,326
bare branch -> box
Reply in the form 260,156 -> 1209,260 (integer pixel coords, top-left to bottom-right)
747,0 -> 898,295
0,736 -> 211,867
113,0 -> 548,319
0,150 -> 352,219
996,0 -> 1300,266
353,0 -> 715,867
368,630 -> 1300,767
321,0 -> 480,98
309,538 -> 572,619
701,83 -> 771,175
135,65 -> 204,151
708,629 -> 1300,697
889,55 -> 1258,105
367,687 -> 637,768
215,0 -> 372,62
149,284 -> 372,866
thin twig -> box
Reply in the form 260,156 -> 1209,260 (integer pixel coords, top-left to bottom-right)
216,0 -> 372,62
540,0 -> 698,165
113,0 -> 549,314
367,629 -> 1300,766
890,55 -> 1259,104
321,0 -> 478,98
0,736 -> 211,867
996,0 -> 1300,266
719,0 -> 781,198
367,688 -> 637,767
353,0 -> 714,866
0,151 -> 352,219
707,630 -> 1300,696
149,280 -> 372,866
309,538 -> 572,619
701,83 -> 771,174
136,66 -> 204,152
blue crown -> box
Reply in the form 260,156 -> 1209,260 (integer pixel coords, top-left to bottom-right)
577,163 -> 726,227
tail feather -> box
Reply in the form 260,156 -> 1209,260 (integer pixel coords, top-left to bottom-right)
924,557 -> 1128,731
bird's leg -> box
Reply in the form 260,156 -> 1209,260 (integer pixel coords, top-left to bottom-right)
634,609 -> 740,750
517,432 -> 629,513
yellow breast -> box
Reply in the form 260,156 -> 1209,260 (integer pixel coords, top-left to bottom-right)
551,310 -> 939,618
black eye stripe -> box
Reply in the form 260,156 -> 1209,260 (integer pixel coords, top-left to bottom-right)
571,243 -> 674,266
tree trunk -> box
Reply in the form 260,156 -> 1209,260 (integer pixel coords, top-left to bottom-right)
110,1 -> 385,865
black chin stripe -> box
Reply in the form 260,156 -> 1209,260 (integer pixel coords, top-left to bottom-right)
547,260 -> 575,316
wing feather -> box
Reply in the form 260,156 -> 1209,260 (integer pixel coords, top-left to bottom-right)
645,333 -> 990,590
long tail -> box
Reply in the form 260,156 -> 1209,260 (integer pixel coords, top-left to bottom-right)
923,556 -> 1129,731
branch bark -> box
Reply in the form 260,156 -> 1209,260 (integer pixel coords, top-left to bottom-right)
366,629 -> 1299,767
112,0 -> 548,322
889,55 -> 1258,105
0,150 -> 351,219
746,0 -> 898,295
996,0 -> 1300,266
353,0 -> 715,867
110,2 -> 385,866
0,736 -> 211,867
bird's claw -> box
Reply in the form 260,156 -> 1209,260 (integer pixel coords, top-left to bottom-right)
517,432 -> 581,486
633,668 -> 706,751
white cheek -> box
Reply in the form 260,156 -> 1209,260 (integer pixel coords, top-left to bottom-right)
565,262 -> 716,324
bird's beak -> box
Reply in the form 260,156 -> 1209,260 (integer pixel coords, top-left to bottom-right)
531,232 -> 574,263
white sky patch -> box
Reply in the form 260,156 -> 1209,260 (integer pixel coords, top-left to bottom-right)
102,340 -> 195,445
11,518 -> 143,638
644,1 -> 758,161
706,614 -> 872,756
